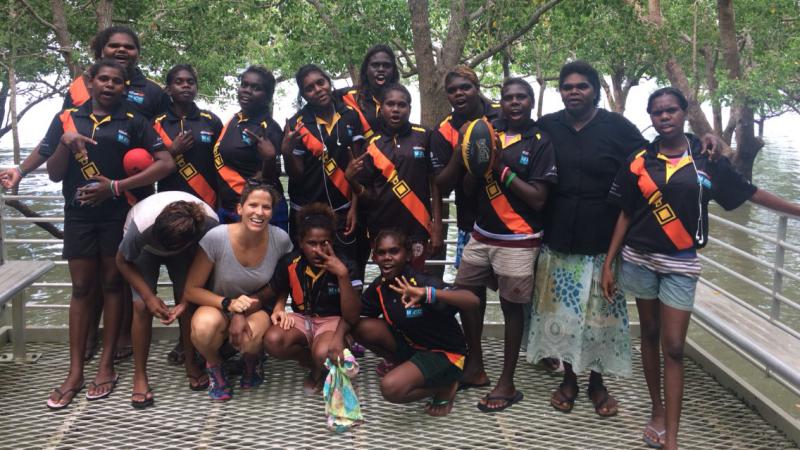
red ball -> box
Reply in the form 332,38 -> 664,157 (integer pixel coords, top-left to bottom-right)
122,148 -> 154,176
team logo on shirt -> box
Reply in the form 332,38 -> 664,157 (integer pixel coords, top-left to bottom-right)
405,306 -> 423,319
413,146 -> 426,159
697,170 -> 712,189
327,283 -> 340,296
127,90 -> 145,104
116,130 -> 130,145
200,131 -> 213,143
241,130 -> 253,146
519,152 -> 530,165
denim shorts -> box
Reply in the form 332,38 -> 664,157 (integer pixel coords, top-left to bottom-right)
620,260 -> 698,311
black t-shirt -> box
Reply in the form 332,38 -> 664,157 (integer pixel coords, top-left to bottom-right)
357,123 -> 433,240
63,68 -> 168,121
285,103 -> 363,211
153,103 -> 223,205
40,102 -> 163,221
215,110 -> 283,211
429,99 -> 501,231
608,134 -> 756,253
539,108 -> 649,255
272,250 -> 363,317
361,267 -> 467,356
470,119 -> 557,239
335,87 -> 380,139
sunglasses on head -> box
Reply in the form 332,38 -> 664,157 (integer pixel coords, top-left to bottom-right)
245,177 -> 275,189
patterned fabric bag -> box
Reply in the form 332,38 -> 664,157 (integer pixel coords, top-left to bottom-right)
323,349 -> 363,432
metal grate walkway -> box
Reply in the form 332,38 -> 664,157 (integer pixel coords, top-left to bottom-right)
0,338 -> 795,449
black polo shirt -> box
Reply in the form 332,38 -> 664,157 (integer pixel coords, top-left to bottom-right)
470,119 -> 557,240
153,103 -> 222,204
40,101 -> 163,221
215,110 -> 283,211
538,108 -> 648,255
608,135 -> 756,254
361,267 -> 467,357
285,102 -> 363,211
63,68 -> 168,120
335,87 -> 380,139
272,251 -> 362,317
358,123 -> 433,240
429,98 -> 501,231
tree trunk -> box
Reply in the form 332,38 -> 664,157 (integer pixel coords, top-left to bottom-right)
717,0 -> 763,178
536,77 -> 546,119
599,78 -> 617,113
408,0 -> 453,127
96,0 -> 114,31
7,0 -> 20,164
664,57 -> 714,138
701,46 -> 723,135
0,83 -> 8,133
50,0 -> 81,77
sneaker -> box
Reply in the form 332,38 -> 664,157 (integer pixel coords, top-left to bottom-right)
206,363 -> 232,401
240,355 -> 264,389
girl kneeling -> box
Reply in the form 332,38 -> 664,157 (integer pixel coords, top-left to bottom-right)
264,204 -> 362,393
342,230 -> 478,416
185,183 -> 292,401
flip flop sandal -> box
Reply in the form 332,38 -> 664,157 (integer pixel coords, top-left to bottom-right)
46,383 -> 85,410
166,342 -> 185,366
188,373 -> 210,391
643,424 -> 666,448
425,398 -> 454,415
86,374 -> 120,401
131,386 -> 154,409
476,390 -> 524,413
588,385 -> 618,417
550,382 -> 579,413
114,345 -> 133,362
457,380 -> 491,392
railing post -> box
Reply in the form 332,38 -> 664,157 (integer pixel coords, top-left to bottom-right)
0,189 -> 6,264
770,215 -> 787,322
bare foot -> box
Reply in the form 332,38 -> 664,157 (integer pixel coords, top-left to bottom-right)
425,381 -> 458,417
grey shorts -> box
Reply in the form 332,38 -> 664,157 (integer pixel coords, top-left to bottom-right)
455,239 -> 539,303
620,260 -> 698,311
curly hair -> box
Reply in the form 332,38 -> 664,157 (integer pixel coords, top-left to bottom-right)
165,64 -> 198,86
152,201 -> 207,251
87,59 -> 128,81
358,44 -> 399,93
295,203 -> 336,242
90,26 -> 140,60
372,228 -> 411,252
240,65 -> 277,110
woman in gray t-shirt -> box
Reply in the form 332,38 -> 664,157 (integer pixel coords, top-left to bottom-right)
185,184 -> 292,401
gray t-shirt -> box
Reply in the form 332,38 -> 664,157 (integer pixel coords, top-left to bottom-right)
199,224 -> 293,298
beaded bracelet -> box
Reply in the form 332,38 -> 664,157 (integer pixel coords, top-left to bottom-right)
504,172 -> 517,188
425,286 -> 437,304
15,165 -> 28,179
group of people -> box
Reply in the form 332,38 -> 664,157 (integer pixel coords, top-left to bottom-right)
4,25 -> 800,450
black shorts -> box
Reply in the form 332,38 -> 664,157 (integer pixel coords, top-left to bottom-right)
132,246 -> 197,303
62,218 -> 125,260
391,329 -> 463,388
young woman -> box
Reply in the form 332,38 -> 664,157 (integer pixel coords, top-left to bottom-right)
153,64 -> 223,207
43,59 -> 174,409
185,183 -> 293,401
336,44 -> 400,140
282,65 -> 363,263
330,230 -> 477,417
437,78 -> 557,412
116,192 -> 219,408
213,66 -> 288,230
264,203 -> 361,392
344,83 -> 443,271
601,87 -> 800,450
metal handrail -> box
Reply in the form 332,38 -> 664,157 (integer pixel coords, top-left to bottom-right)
1,185 -> 799,394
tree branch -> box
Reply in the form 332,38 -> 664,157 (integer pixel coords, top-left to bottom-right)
19,0 -> 57,31
465,0 -> 565,67
469,0 -> 494,21
305,0 -> 358,81
391,38 -> 418,74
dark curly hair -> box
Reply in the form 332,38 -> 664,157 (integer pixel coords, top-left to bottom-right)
87,59 -> 128,81
165,64 -> 198,86
372,228 -> 411,252
90,26 -> 140,60
152,201 -> 207,251
240,65 -> 277,110
558,60 -> 601,106
647,87 -> 689,113
295,203 -> 336,242
357,44 -> 399,99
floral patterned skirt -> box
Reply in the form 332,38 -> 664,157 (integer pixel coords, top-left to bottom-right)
526,246 -> 632,377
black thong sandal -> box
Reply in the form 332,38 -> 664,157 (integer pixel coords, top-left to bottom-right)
588,384 -> 618,417
476,391 -> 524,413
131,386 -> 154,409
550,382 -> 579,413
188,373 -> 210,391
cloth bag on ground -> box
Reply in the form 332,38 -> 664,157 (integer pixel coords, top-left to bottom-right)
323,349 -> 363,432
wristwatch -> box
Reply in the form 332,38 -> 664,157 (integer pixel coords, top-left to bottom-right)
221,297 -> 232,313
